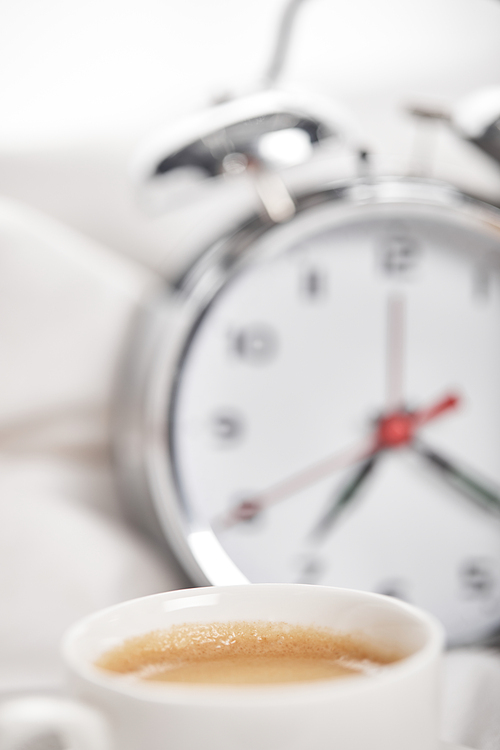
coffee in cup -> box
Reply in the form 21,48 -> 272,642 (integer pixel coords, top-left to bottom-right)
95,619 -> 403,685
0,585 -> 448,750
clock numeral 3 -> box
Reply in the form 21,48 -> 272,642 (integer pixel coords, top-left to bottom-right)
472,256 -> 491,300
228,324 -> 278,364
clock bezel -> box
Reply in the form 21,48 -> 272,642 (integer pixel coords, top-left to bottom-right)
112,176 -> 500,598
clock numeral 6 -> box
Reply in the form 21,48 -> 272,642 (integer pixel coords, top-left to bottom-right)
379,234 -> 420,275
376,579 -> 409,602
228,324 -> 278,364
459,558 -> 496,599
295,554 -> 325,584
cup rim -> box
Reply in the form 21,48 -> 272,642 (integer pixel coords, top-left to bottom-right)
62,584 -> 444,705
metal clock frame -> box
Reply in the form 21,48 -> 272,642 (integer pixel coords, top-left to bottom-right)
112,175 -> 500,589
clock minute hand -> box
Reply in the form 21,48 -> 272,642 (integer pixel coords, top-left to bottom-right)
386,293 -> 406,412
413,440 -> 500,518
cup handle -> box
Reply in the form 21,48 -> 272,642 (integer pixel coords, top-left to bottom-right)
0,695 -> 114,750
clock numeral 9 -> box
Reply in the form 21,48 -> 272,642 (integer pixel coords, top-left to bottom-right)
209,408 -> 244,445
459,558 -> 496,599
379,234 -> 420,276
228,324 -> 278,364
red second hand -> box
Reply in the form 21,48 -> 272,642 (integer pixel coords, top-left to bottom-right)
219,392 -> 461,528
376,392 -> 461,449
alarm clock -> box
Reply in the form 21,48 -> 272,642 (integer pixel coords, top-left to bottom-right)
113,3 -> 500,647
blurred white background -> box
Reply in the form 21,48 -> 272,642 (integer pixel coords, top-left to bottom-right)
0,0 -> 499,271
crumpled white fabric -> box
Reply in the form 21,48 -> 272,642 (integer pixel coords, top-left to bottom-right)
0,195 -> 189,692
441,648 -> 500,750
0,193 -> 498,750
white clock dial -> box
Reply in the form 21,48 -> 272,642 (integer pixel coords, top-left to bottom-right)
171,200 -> 500,646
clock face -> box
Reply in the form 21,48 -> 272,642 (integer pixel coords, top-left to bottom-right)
169,197 -> 500,646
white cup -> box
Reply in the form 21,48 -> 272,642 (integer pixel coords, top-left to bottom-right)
0,584 -> 464,750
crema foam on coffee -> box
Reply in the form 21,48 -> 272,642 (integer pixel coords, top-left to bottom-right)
95,621 -> 403,685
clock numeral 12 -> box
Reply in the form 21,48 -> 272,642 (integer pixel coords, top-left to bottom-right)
379,234 -> 420,276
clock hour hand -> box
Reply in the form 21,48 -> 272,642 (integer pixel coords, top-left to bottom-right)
413,440 -> 500,518
307,393 -> 460,538
309,454 -> 379,539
